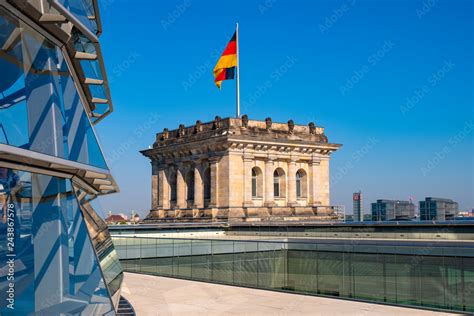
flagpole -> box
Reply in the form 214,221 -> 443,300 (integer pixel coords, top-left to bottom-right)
235,22 -> 240,118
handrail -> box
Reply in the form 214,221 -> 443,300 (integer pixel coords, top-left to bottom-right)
111,235 -> 474,250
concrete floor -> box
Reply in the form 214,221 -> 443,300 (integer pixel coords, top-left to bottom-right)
121,272 -> 455,316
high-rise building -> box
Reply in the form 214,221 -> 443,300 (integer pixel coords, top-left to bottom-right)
371,199 -> 416,221
353,191 -> 363,221
0,1 -> 122,314
419,197 -> 459,221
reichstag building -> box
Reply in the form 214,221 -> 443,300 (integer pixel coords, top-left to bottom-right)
141,116 -> 341,222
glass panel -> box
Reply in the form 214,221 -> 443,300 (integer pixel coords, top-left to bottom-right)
156,238 -> 174,276
287,248 -> 317,293
352,253 -> 385,301
59,0 -> 98,34
394,255 -> 420,305
419,256 -> 446,309
0,8 -> 108,169
233,241 -> 258,287
211,240 -> 234,284
0,167 -> 114,314
75,190 -> 124,305
462,257 -> 474,312
191,240 -> 211,281
175,239 -> 192,278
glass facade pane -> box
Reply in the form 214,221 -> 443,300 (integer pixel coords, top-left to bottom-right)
59,0 -> 98,34
76,192 -> 124,306
0,167 -> 114,314
0,8 -> 108,169
1,2 -> 120,313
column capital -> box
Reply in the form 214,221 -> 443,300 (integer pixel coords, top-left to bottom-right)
265,156 -> 277,163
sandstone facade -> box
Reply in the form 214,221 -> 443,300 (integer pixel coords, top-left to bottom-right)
141,116 -> 341,222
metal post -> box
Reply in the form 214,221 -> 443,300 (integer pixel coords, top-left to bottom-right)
235,22 -> 240,118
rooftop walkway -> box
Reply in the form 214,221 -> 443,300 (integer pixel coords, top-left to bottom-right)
121,272 -> 455,315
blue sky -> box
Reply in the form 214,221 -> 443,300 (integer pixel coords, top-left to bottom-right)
95,0 -> 473,217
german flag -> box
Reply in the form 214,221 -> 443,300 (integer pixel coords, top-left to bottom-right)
213,31 -> 237,89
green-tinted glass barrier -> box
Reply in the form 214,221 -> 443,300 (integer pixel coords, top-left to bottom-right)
112,236 -> 474,313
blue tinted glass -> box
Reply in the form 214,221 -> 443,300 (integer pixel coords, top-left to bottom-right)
59,0 -> 98,34
80,59 -> 103,80
0,167 -> 115,314
0,9 -> 108,170
75,192 -> 124,307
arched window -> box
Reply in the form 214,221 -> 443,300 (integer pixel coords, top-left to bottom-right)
295,169 -> 307,198
252,169 -> 257,197
273,170 -> 280,197
273,168 -> 286,198
203,168 -> 211,200
169,170 -> 177,203
251,167 -> 263,198
296,171 -> 302,198
186,171 -> 194,201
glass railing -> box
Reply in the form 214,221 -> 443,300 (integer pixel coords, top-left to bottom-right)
112,236 -> 474,313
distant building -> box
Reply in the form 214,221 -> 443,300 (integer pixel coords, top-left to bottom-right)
353,191 -> 363,221
363,214 -> 372,221
105,214 -> 127,225
371,199 -> 416,221
419,197 -> 458,221
131,213 -> 141,224
457,210 -> 474,218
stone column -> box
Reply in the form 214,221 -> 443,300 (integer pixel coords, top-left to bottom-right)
308,158 -> 321,206
243,155 -> 254,207
151,162 -> 159,209
194,166 -> 204,209
176,168 -> 186,209
288,159 -> 297,206
209,158 -> 219,208
319,157 -> 330,206
264,158 -> 275,207
159,167 -> 170,209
